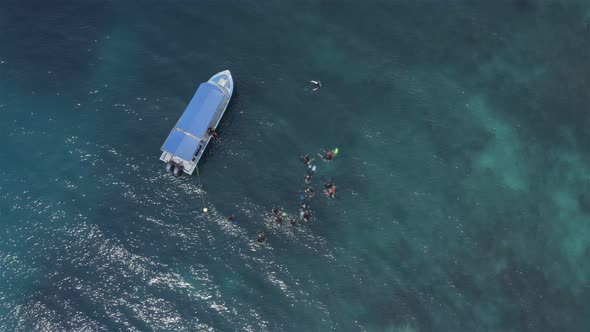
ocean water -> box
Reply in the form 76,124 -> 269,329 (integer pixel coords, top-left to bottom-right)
1,1 -> 590,331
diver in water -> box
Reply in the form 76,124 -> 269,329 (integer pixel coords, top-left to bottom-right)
300,201 -> 309,211
207,127 -> 219,139
309,80 -> 322,91
325,186 -> 336,198
275,215 -> 283,224
305,167 -> 316,184
318,150 -> 334,161
301,155 -> 313,165
257,232 -> 266,243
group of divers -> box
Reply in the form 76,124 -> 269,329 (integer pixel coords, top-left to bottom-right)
254,147 -> 338,244
223,80 -> 332,244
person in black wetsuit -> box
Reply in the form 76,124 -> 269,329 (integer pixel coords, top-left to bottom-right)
324,179 -> 333,189
207,127 -> 219,139
302,155 -> 314,165
300,202 -> 309,211
275,215 -> 283,224
257,232 -> 266,243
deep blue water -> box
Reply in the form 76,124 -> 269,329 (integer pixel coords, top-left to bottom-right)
1,1 -> 590,331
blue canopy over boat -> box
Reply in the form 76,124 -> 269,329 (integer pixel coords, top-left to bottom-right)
176,83 -> 225,137
161,130 -> 200,161
161,82 -> 225,161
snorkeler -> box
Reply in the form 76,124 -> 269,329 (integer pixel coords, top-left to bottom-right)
257,232 -> 266,243
272,207 -> 281,216
302,211 -> 312,221
301,155 -> 313,165
309,80 -> 322,91
300,201 -> 309,210
325,186 -> 336,198
207,127 -> 219,139
227,215 -> 235,223
275,215 -> 283,224
318,150 -> 334,161
304,187 -> 315,198
290,218 -> 297,225
305,167 -> 315,183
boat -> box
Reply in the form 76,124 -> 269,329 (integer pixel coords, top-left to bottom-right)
160,70 -> 234,176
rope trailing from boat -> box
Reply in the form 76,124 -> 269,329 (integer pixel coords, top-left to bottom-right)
195,165 -> 208,213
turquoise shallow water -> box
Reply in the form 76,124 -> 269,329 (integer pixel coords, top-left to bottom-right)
1,1 -> 590,331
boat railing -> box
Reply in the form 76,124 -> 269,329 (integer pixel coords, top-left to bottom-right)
209,95 -> 230,129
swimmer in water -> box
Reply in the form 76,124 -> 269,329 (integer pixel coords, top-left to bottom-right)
305,167 -> 316,183
300,201 -> 309,210
275,215 -> 283,224
301,155 -> 313,165
325,186 -> 336,198
318,150 -> 334,161
302,211 -> 312,221
227,215 -> 235,223
272,207 -> 281,216
257,232 -> 266,243
304,187 -> 315,198
309,80 -> 322,91
290,218 -> 297,225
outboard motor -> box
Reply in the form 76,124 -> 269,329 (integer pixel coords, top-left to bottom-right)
172,164 -> 183,177
165,161 -> 175,172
